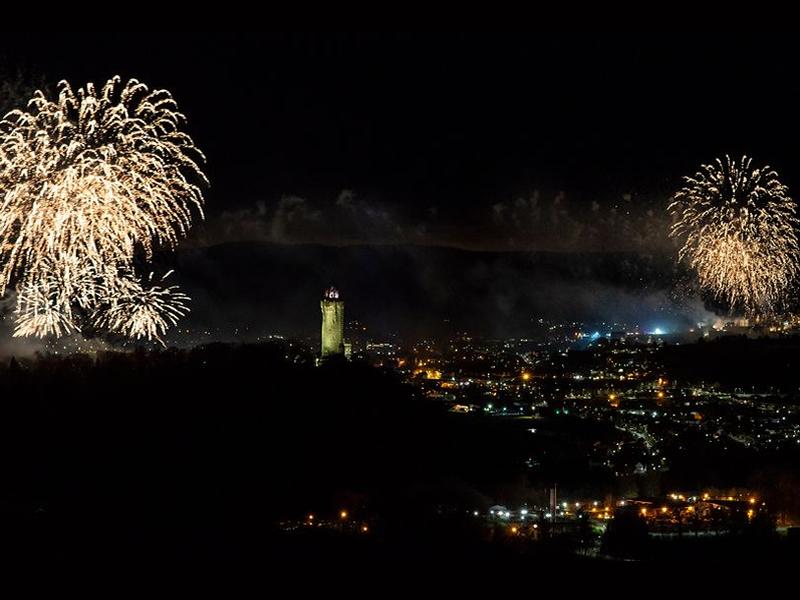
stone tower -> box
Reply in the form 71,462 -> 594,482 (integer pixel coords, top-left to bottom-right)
320,287 -> 344,359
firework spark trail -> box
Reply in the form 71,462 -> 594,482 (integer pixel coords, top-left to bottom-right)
669,155 -> 800,317
93,271 -> 190,342
0,76 -> 207,342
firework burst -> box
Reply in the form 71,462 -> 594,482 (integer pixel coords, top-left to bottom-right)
669,155 -> 800,317
0,76 -> 207,342
93,271 -> 190,342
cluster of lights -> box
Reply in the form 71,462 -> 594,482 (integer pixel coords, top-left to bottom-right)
302,510 -> 369,533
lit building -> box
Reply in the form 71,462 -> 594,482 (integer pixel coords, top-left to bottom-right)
320,287 -> 345,360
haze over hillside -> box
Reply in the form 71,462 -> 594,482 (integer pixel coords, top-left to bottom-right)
169,242 -> 709,342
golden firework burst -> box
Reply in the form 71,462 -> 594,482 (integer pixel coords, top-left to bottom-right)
0,76 -> 207,342
669,155 -> 799,317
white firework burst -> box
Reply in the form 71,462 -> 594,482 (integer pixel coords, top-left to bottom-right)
0,76 -> 206,341
669,155 -> 800,316
93,272 -> 190,344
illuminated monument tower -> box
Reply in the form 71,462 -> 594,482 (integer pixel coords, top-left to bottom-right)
320,287 -> 345,360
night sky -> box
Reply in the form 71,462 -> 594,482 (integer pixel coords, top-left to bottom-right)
3,32 -> 800,252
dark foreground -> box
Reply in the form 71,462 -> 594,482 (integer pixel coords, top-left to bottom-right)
0,342 -> 798,570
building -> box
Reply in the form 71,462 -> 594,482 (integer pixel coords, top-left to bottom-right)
320,287 -> 345,360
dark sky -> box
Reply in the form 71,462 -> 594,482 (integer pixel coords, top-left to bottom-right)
2,32 -> 799,251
